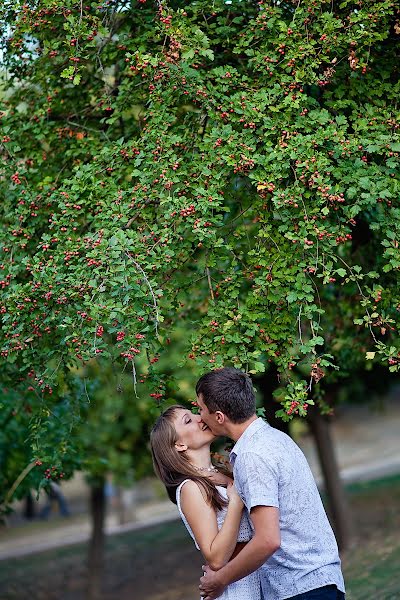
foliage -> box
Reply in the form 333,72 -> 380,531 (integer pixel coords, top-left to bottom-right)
78,363 -> 158,485
0,0 -> 399,485
0,383 -> 80,513
0,367 -> 157,511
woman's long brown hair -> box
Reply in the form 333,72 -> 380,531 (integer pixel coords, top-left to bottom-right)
150,405 -> 230,512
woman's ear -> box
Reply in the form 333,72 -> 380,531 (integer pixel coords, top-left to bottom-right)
174,441 -> 188,452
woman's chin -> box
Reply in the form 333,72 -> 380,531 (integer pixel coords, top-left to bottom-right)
200,430 -> 216,444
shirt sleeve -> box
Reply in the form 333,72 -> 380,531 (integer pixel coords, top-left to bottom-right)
233,451 -> 279,511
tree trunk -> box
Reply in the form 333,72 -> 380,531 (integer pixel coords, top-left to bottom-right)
258,368 -> 291,435
87,480 -> 106,600
257,370 -> 352,549
23,493 -> 35,520
307,407 -> 353,550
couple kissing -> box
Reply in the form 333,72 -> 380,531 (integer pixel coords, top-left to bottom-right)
150,367 -> 345,600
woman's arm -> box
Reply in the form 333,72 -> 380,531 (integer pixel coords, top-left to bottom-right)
200,506 -> 281,600
180,480 -> 244,571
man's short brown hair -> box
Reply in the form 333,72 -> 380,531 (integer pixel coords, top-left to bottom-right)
196,367 -> 256,423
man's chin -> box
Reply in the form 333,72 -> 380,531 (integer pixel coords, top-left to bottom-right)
207,426 -> 220,437
202,423 -> 217,437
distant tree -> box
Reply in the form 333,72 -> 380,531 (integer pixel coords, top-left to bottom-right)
0,384 -> 80,518
77,364 -> 156,600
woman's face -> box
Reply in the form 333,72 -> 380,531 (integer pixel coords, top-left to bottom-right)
172,408 -> 216,451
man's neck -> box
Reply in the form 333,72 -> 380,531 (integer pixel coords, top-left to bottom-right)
225,414 -> 258,442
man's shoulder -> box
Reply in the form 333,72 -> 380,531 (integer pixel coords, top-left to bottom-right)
239,423 -> 302,460
251,420 -> 294,445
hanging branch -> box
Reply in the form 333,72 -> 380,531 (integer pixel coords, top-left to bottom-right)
125,252 -> 160,336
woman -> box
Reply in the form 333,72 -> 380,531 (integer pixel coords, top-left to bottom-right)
150,404 -> 261,600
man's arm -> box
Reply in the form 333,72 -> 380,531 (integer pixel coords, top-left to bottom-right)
199,505 -> 280,600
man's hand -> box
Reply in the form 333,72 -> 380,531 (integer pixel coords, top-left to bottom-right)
199,565 -> 226,600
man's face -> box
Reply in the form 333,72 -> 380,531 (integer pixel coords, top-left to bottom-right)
197,393 -> 225,435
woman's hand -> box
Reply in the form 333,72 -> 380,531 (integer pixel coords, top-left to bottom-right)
226,481 -> 244,509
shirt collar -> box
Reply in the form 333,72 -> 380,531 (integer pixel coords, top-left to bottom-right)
229,417 -> 268,464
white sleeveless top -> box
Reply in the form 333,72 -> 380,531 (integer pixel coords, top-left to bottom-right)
176,480 -> 262,600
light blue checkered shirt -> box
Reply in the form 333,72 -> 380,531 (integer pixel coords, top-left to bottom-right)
230,418 -> 345,600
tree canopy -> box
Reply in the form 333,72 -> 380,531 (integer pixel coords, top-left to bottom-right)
0,0 -> 399,490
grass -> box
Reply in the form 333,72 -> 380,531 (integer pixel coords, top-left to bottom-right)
0,475 -> 399,599
345,538 -> 400,600
341,474 -> 400,600
346,472 -> 400,494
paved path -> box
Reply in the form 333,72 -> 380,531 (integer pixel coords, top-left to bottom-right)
1,395 -> 399,561
298,397 -> 400,485
0,501 -> 179,560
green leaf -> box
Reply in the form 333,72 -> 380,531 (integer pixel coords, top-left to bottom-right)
182,49 -> 195,60
201,49 -> 215,61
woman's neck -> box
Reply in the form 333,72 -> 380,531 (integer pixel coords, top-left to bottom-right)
186,445 -> 214,470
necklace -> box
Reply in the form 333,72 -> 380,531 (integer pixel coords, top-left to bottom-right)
193,465 -> 219,473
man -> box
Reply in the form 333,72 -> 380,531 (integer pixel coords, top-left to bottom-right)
196,367 -> 345,600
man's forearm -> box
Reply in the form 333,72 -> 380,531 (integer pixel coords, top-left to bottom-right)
217,537 -> 277,586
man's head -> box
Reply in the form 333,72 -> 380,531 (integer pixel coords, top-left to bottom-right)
196,367 -> 256,435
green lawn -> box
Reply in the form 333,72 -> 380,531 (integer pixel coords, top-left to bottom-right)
341,474 -> 400,600
345,538 -> 400,600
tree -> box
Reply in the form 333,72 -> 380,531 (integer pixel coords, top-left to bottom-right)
0,383 -> 80,517
78,365 -> 156,600
0,0 -> 399,526
0,367 -> 156,599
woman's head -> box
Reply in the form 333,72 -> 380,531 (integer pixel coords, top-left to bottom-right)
150,405 -> 227,510
150,405 -> 186,489
150,405 -> 213,483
